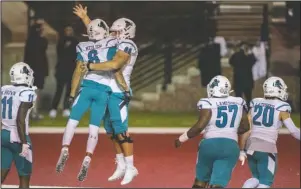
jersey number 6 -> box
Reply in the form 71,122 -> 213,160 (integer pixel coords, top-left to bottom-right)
88,49 -> 100,63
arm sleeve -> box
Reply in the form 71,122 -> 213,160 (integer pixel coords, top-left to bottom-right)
19,90 -> 37,103
197,99 -> 212,110
283,118 -> 300,140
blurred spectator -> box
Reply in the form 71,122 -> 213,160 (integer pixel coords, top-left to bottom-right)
286,2 -> 300,33
229,43 -> 256,107
252,41 -> 267,81
198,36 -> 227,87
49,26 -> 78,118
162,37 -> 173,91
24,19 -> 49,120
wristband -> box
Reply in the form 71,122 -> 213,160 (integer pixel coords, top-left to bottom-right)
179,131 -> 189,143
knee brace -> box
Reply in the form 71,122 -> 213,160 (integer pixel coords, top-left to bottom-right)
116,132 -> 133,144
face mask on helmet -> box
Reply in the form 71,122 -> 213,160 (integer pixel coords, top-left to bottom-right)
110,18 -> 136,39
87,19 -> 109,41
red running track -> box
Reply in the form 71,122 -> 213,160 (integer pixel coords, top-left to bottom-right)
3,134 -> 300,188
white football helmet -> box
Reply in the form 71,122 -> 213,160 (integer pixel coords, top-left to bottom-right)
263,76 -> 288,101
207,75 -> 231,98
110,18 -> 136,39
87,19 -> 109,41
9,62 -> 34,87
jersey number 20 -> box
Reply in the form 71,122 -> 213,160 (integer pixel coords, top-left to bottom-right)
1,96 -> 13,119
252,105 -> 274,127
216,105 -> 238,128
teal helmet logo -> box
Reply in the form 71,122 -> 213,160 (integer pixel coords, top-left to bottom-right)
210,79 -> 220,88
274,80 -> 283,89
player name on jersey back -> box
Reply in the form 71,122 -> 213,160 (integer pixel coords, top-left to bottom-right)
249,98 -> 291,145
197,96 -> 247,141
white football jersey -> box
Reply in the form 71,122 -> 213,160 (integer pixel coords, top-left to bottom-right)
1,85 -> 37,142
197,96 -> 247,141
109,39 -> 138,93
249,98 -> 292,144
76,37 -> 118,86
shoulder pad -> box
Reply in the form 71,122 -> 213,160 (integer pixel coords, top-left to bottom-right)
197,98 -> 212,110
19,89 -> 37,103
276,103 -> 292,113
118,39 -> 138,55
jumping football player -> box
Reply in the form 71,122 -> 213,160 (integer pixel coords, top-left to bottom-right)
55,18 -> 127,182
73,4 -> 138,185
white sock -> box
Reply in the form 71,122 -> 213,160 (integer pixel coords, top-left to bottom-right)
62,119 -> 79,146
86,125 -> 99,154
242,178 -> 259,188
116,153 -> 125,167
84,155 -> 91,162
125,155 -> 134,168
257,184 -> 270,188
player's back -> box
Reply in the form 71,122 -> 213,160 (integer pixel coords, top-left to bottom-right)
198,96 -> 246,141
249,98 -> 291,144
76,37 -> 118,86
1,85 -> 36,137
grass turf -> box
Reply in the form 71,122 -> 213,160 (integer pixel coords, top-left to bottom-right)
32,111 -> 300,128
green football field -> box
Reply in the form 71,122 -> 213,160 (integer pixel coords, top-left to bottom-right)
32,111 -> 300,128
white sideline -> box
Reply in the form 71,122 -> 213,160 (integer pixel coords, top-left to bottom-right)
28,127 -> 291,134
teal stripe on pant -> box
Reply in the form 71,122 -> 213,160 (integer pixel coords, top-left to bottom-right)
247,151 -> 278,187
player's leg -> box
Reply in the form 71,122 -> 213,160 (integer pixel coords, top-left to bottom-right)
108,93 -> 137,185
56,87 -> 92,173
242,152 -> 260,188
103,109 -> 126,181
77,88 -> 110,182
1,130 -> 14,183
209,138 -> 240,188
13,135 -> 32,188
194,139 -> 214,188
256,152 -> 278,188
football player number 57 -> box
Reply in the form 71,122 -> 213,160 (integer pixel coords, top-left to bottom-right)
216,105 -> 238,128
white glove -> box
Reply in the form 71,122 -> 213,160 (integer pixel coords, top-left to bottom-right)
239,150 -> 247,165
19,143 -> 30,157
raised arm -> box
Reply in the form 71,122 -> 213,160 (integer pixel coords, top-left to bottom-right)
73,4 -> 91,27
